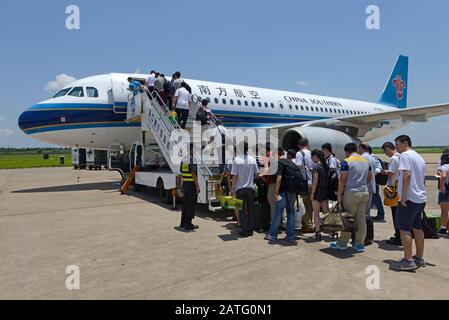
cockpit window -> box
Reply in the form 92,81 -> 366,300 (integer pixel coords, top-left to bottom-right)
68,87 -> 84,97
53,87 -> 72,98
86,87 -> 99,98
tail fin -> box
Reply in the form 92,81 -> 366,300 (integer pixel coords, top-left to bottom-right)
379,55 -> 409,109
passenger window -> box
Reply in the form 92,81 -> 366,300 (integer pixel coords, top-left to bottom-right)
86,87 -> 99,98
325,108 -> 328,112
53,87 -> 72,98
68,87 -> 84,97
215,98 -> 219,104
306,106 -> 309,111
244,100 -> 248,106
222,99 -> 227,105
301,106 -> 304,111
258,102 -> 262,107
295,105 -> 299,110
230,99 -> 234,105
320,108 -> 324,112
252,101 -> 255,107
271,103 -> 274,108
289,105 -> 292,110
264,102 -> 268,108
280,104 -> 284,109
237,100 -> 241,106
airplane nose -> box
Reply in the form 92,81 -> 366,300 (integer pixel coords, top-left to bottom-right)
18,108 -> 32,134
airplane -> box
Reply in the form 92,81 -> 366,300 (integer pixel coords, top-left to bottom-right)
18,55 -> 449,160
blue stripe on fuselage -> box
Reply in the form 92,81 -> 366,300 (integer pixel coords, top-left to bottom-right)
20,103 -> 329,134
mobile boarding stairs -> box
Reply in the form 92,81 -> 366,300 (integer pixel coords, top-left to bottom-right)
125,88 -> 224,212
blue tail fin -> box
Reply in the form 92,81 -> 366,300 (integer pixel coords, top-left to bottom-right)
379,55 -> 409,109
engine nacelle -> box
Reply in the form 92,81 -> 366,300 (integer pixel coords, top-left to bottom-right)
281,127 -> 360,160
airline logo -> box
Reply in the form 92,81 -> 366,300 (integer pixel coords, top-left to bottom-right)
392,75 -> 406,100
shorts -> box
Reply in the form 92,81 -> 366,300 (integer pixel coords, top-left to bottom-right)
438,192 -> 449,204
395,200 -> 426,232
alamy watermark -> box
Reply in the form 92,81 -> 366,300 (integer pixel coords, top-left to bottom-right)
365,265 -> 380,290
65,265 -> 80,290
66,5 -> 80,30
366,5 -> 381,30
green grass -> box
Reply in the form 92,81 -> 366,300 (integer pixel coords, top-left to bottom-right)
0,154 -> 72,169
372,147 -> 445,155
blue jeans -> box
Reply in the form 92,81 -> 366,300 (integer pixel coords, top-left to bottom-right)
269,192 -> 296,241
372,191 -> 385,218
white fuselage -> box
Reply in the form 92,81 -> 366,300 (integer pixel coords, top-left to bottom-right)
18,73 -> 404,149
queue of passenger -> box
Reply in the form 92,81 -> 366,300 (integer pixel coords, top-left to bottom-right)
129,71 -> 445,273
177,133 -> 449,272
128,70 -> 197,129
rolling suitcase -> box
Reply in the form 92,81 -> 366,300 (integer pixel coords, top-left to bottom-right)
365,218 -> 374,245
254,201 -> 271,232
351,218 -> 374,246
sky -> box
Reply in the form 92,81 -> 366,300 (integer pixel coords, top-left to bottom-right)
0,0 -> 449,147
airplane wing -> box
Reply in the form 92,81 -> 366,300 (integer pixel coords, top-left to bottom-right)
271,103 -> 449,137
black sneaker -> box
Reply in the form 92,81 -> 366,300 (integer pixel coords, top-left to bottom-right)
184,224 -> 199,231
373,216 -> 386,222
437,228 -> 448,235
239,232 -> 249,238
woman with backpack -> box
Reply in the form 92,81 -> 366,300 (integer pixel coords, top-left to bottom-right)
310,149 -> 331,241
437,153 -> 449,235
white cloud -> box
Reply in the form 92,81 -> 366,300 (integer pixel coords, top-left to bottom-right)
0,128 -> 14,137
44,74 -> 77,92
296,80 -> 309,86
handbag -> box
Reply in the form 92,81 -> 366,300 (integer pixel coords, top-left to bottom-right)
340,203 -> 358,233
383,181 -> 399,207
320,203 -> 344,234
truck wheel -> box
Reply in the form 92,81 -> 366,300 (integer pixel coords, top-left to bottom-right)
156,179 -> 172,204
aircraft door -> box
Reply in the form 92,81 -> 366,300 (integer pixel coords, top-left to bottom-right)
110,74 -> 128,114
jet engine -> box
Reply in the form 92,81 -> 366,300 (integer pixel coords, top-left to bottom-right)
281,127 -> 360,160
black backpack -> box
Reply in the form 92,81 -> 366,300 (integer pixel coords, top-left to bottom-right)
196,107 -> 208,125
373,156 -> 389,186
280,159 -> 308,196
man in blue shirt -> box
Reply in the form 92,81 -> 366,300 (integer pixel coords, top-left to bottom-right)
127,77 -> 141,93
330,143 -> 372,252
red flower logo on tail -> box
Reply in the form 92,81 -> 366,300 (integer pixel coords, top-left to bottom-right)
392,75 -> 406,100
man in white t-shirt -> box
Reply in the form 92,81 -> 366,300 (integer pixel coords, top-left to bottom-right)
213,119 -> 228,171
173,82 -> 192,129
231,141 -> 260,237
390,135 -> 427,272
295,138 -> 314,231
146,70 -> 156,93
381,142 -> 401,246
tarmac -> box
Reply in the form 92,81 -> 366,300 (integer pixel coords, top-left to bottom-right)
0,154 -> 448,300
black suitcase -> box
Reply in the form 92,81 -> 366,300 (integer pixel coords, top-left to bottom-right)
254,202 -> 271,232
412,211 -> 439,239
351,218 -> 374,246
